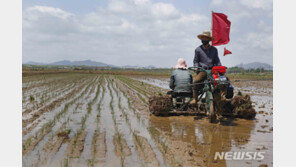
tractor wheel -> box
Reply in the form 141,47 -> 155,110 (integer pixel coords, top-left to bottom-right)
206,91 -> 216,123
208,100 -> 216,123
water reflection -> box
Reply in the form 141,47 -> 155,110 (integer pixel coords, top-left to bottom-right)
150,116 -> 255,167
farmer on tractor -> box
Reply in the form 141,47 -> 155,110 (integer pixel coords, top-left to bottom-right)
167,58 -> 193,110
190,31 -> 222,105
169,58 -> 193,94
149,13 -> 255,122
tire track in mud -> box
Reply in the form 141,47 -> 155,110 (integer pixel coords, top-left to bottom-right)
72,79 -> 106,166
115,76 -> 150,117
148,126 -> 206,167
114,77 -> 170,167
107,78 -> 142,167
55,77 -> 102,167
115,76 -> 207,167
79,76 -> 142,167
22,76 -> 101,167
117,76 -> 150,104
91,130 -> 106,166
88,79 -> 107,167
42,123 -> 69,158
94,78 -> 122,167
118,76 -> 164,97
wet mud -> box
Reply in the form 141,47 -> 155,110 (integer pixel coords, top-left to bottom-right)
22,74 -> 273,167
134,76 -> 273,167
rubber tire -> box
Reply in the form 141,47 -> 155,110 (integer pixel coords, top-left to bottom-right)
208,100 -> 216,123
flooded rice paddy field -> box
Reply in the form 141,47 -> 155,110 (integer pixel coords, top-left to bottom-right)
23,73 -> 272,167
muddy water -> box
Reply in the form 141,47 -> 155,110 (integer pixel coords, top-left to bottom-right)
22,78 -> 99,167
137,78 -> 170,90
144,79 -> 273,167
78,86 -> 103,164
109,83 -> 139,166
22,78 -> 94,141
113,81 -> 170,167
22,82 -> 77,113
22,74 -> 272,167
98,80 -> 122,167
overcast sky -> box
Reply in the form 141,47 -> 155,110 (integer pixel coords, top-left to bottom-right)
23,0 -> 273,67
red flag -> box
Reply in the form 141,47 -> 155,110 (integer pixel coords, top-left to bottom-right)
223,47 -> 232,56
212,12 -> 231,46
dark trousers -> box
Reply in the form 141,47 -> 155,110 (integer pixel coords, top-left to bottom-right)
193,71 -> 207,95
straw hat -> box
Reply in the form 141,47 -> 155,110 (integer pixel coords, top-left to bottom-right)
197,31 -> 214,41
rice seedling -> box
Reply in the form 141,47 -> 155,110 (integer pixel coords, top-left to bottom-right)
29,95 -> 35,102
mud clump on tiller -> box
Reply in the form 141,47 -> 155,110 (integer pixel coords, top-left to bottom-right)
230,95 -> 256,119
149,94 -> 256,119
148,95 -> 172,116
214,94 -> 256,119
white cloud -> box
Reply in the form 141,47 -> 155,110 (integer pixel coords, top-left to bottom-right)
27,6 -> 74,19
108,0 -> 131,13
240,0 -> 272,11
151,3 -> 179,19
211,0 -> 223,6
23,1 -> 210,67
133,0 -> 150,5
23,0 -> 272,67
245,32 -> 273,50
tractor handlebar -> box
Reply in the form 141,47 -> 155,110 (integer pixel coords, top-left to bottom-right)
188,66 -> 208,72
188,66 -> 228,71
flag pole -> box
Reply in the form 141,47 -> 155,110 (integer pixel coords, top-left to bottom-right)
211,11 -> 213,46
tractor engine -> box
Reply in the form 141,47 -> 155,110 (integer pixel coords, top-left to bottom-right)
211,66 -> 227,87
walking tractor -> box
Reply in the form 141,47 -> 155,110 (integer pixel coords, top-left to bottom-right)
188,66 -> 233,122
149,66 -> 238,123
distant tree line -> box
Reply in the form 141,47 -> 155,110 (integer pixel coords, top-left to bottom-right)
227,67 -> 272,74
23,64 -> 272,75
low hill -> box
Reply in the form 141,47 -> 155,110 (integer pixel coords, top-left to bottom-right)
24,60 -> 158,68
24,60 -> 115,67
